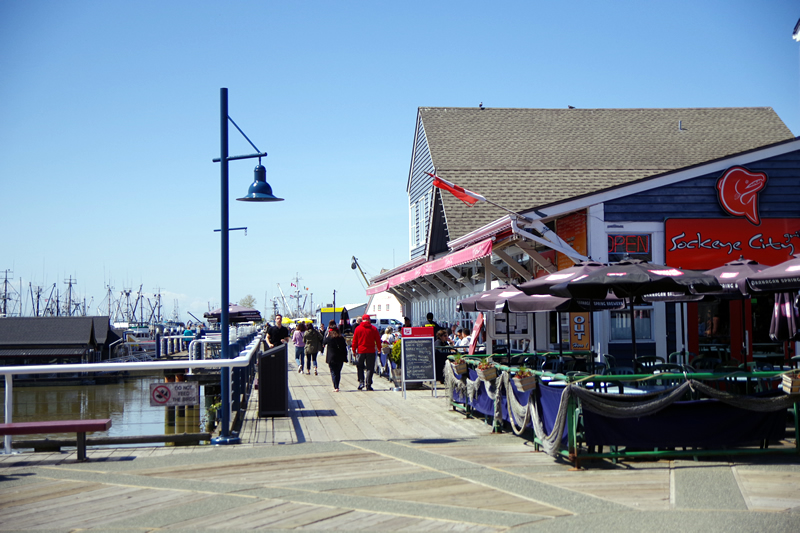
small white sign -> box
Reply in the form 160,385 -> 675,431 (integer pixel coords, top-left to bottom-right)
149,382 -> 199,407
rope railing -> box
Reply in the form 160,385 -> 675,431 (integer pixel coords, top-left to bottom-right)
444,355 -> 800,463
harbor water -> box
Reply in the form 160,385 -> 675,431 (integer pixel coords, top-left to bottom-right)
5,376 -> 214,447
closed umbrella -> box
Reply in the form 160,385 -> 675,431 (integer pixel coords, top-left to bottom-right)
769,292 -> 799,342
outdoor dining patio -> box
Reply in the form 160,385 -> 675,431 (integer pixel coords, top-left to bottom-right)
442,255 -> 800,467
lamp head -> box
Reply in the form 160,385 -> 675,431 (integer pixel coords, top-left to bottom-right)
237,164 -> 283,202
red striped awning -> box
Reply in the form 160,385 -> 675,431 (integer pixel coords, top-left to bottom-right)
366,239 -> 493,295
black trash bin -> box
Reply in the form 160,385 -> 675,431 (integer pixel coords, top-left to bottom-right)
258,344 -> 288,417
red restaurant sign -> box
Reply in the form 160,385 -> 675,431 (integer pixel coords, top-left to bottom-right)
666,218 -> 800,269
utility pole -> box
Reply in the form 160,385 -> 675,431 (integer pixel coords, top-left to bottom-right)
63,276 -> 77,317
0,270 -> 12,317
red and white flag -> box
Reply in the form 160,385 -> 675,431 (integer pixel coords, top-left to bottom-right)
427,173 -> 486,205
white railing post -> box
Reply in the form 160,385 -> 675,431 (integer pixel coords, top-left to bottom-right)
4,374 -> 11,454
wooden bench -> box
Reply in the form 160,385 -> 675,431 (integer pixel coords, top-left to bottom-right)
0,419 -> 112,461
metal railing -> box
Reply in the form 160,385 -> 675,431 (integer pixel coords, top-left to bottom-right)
2,334 -> 263,454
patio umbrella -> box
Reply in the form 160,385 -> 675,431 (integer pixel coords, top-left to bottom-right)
549,258 -> 721,357
516,260 -> 607,296
204,304 -> 263,324
705,257 -> 766,297
703,257 -> 766,361
497,292 -> 624,356
745,254 -> 800,293
515,262 -> 611,356
742,254 -> 800,350
456,287 -> 532,351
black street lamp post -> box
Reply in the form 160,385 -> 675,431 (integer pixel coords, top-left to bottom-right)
212,88 -> 283,445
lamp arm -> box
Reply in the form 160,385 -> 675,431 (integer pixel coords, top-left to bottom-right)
352,256 -> 370,285
227,115 -> 262,154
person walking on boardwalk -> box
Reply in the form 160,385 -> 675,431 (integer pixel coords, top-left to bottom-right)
292,322 -> 306,373
266,314 -> 290,348
351,313 -> 381,391
303,322 -> 323,375
323,326 -> 348,392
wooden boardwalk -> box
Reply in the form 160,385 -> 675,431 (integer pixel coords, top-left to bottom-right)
239,355 -> 488,444
1,354 -> 800,531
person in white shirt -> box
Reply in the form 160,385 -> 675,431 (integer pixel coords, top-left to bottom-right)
456,328 -> 472,347
448,323 -> 459,343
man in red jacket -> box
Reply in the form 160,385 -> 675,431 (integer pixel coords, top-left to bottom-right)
351,314 -> 382,391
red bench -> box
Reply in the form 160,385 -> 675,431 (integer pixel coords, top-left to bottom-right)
0,419 -> 112,461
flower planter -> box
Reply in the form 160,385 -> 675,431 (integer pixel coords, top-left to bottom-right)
477,367 -> 497,381
453,362 -> 468,375
782,375 -> 800,395
513,375 -> 537,392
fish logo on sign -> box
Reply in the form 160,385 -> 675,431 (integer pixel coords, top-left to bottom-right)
716,166 -> 767,226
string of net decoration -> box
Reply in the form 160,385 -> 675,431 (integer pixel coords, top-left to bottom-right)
444,361 -> 797,458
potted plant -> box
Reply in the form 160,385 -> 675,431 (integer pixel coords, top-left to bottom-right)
513,367 -> 537,391
476,360 -> 497,381
390,339 -> 403,386
452,354 -> 468,375
782,374 -> 800,395
206,400 -> 222,431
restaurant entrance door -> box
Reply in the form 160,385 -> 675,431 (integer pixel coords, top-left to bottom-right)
697,300 -> 731,361
689,294 -> 789,366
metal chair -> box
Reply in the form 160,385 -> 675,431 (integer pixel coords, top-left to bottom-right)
560,357 -> 577,373
601,353 -> 617,369
585,361 -> 607,375
691,357 -> 721,371
651,363 -> 687,389
601,366 -> 635,394
634,356 -> 665,374
523,354 -> 546,371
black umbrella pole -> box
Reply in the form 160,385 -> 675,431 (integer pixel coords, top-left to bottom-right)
629,298 -> 637,359
506,309 -> 511,361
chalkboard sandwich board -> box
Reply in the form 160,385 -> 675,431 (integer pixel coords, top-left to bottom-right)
402,337 -> 435,383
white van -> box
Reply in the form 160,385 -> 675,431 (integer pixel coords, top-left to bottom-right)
371,317 -> 403,331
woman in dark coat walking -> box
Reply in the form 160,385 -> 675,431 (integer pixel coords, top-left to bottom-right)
323,326 -> 348,392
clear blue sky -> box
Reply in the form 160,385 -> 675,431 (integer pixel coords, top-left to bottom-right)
1,0 -> 798,323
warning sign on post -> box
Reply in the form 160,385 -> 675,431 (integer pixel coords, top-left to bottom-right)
149,382 -> 199,407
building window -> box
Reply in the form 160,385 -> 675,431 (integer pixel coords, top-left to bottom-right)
386,304 -> 390,312
609,307 -> 653,341
608,234 -> 652,262
410,202 -> 419,247
378,305 -> 382,311
410,193 -> 430,249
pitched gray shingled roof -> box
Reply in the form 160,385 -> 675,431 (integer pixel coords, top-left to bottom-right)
0,316 -> 97,346
419,107 -> 794,241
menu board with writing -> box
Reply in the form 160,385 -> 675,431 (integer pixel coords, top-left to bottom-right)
402,337 -> 435,382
